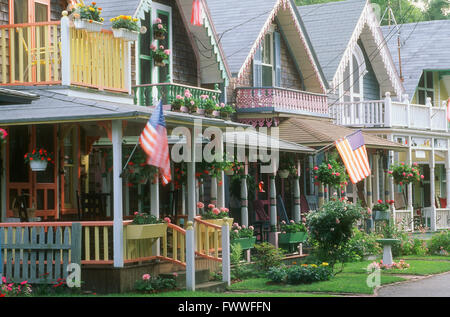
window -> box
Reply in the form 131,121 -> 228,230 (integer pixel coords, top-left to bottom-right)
417,71 -> 434,105
253,28 -> 281,87
341,44 -> 366,102
261,34 -> 273,87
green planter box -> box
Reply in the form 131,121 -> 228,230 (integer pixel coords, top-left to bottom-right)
374,210 -> 391,221
231,237 -> 256,251
278,232 -> 308,244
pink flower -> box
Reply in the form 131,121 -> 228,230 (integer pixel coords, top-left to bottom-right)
176,94 -> 183,100
190,100 -> 195,105
220,103 -> 225,107
401,162 -> 405,166
197,202 -> 204,209
212,96 -> 216,100
134,211 -> 138,215
242,225 -> 246,229
313,166 -> 318,171
335,172 -> 340,176
367,208 -> 372,215
164,217 -> 171,223
150,43 -> 156,51
281,220 -> 286,225
20,281 -> 28,285
388,170 -> 393,174
157,23 -> 163,29
142,274 -> 151,281
208,204 -> 215,209
249,226 -> 254,230
336,218 -> 340,224
234,230 -> 239,234
328,164 -> 332,170
420,175 -> 424,179
159,45 -> 164,50
154,18 -> 162,24
378,199 -> 383,204
212,208 -> 220,215
290,220 -> 295,223
413,162 -> 418,166
164,49 -> 171,55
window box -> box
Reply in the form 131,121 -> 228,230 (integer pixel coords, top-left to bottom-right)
112,28 -> 139,42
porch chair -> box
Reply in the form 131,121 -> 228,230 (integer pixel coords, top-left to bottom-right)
76,191 -> 108,221
253,199 -> 270,243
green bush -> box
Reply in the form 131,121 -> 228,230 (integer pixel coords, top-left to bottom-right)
377,222 -> 429,256
267,263 -> 333,285
135,274 -> 177,293
306,199 -> 364,267
341,228 -> 382,262
253,242 -> 285,272
429,230 -> 450,255
266,265 -> 288,283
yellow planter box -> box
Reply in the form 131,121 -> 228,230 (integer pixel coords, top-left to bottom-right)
126,223 -> 168,240
202,218 -> 234,229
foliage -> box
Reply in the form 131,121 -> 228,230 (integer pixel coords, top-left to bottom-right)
24,148 -> 54,164
131,212 -> 166,225
218,103 -> 236,117
280,220 -> 307,233
340,228 -> 382,262
230,243 -> 243,266
306,199 -> 364,267
313,159 -> 348,188
124,148 -> 158,186
200,95 -> 219,114
199,202 -> 230,220
153,17 -> 168,37
372,199 -> 394,211
388,162 -> 423,185
73,1 -> 104,23
150,44 -> 171,65
425,0 -> 450,20
135,274 -> 177,293
279,153 -> 298,176
253,242 -> 285,272
1,277 -> 32,297
31,275 -> 82,296
377,222 -> 429,256
111,15 -> 139,31
267,263 -> 333,284
429,230 -> 450,255
368,259 -> 410,270
230,223 -> 255,240
0,128 -> 7,144
172,163 -> 187,189
171,89 -> 198,112
197,155 -> 234,179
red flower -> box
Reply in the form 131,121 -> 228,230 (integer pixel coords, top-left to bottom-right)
378,199 -> 383,204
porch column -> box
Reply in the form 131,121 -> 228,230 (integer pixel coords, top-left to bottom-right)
269,175 -> 278,247
217,133 -> 225,208
112,120 -> 124,268
210,177 -> 217,206
388,136 -> 396,222
241,157 -> 249,227
293,160 -> 301,223
151,172 -> 160,255
373,154 -> 380,203
446,140 -> 450,220
1,141 -> 6,222
407,136 -> 413,215
430,144 -> 437,231
181,184 -> 186,216
61,11 -> 71,86
187,129 -> 197,222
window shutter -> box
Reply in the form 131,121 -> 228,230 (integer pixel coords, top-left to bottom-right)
274,31 -> 281,87
253,45 -> 262,87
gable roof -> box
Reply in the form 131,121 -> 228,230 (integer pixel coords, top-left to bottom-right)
297,0 -> 404,97
206,0 -> 327,93
381,20 -> 450,100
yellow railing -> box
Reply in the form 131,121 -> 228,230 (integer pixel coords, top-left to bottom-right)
194,217 -> 222,260
0,21 -> 61,85
70,28 -> 127,93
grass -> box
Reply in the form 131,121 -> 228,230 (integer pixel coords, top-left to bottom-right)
229,274 -> 406,295
399,255 -> 450,261
341,259 -> 450,275
33,291 -> 334,297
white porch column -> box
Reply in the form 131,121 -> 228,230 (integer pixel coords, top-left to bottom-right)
430,143 -> 437,231
384,92 -> 392,127
269,175 -> 278,247
241,157 -> 249,227
446,140 -> 450,216
293,160 -> 301,223
60,11 -> 71,86
185,221 -> 195,291
112,120 -> 124,268
373,154 -> 380,203
407,136 -> 414,213
151,172 -> 160,255
187,129 -> 196,222
217,133 -> 225,208
210,176 -> 217,206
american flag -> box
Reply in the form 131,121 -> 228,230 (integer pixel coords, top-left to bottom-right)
335,130 -> 371,184
139,100 -> 171,185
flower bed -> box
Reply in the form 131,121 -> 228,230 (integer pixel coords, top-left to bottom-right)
368,259 -> 410,270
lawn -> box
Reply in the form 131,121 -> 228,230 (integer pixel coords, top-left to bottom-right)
341,259 -> 450,275
229,274 -> 406,295
35,291 -> 334,297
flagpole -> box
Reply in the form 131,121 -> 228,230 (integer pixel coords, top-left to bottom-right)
120,141 -> 140,178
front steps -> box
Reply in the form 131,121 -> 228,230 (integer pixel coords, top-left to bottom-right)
160,268 -> 227,293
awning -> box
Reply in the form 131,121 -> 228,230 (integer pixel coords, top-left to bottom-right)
279,117 -> 407,151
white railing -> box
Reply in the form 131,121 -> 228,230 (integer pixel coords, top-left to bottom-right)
329,93 -> 448,132
394,209 -> 413,231
436,208 -> 450,229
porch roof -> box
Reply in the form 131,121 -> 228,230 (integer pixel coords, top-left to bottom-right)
223,130 -> 315,154
0,89 -> 249,129
278,117 -> 407,151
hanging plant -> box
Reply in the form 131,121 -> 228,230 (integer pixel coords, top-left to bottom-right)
124,148 -> 158,186
279,154 -> 298,178
153,17 -> 167,40
313,159 -> 348,188
388,162 -> 424,185
150,44 -> 170,67
173,163 -> 187,190
24,148 -> 54,172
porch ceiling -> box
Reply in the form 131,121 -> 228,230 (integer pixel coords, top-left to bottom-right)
278,117 -> 407,151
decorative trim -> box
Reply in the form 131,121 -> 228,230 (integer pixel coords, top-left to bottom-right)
332,1 -> 404,97
236,0 -> 326,93
134,0 -> 152,25
238,118 -> 280,128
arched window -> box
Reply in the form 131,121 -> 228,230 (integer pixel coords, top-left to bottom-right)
341,44 -> 367,102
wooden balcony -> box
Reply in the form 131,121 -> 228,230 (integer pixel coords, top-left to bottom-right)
235,87 -> 328,115
0,15 -> 129,93
329,94 -> 449,132
132,83 -> 222,107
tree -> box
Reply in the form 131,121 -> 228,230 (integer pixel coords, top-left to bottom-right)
424,0 -> 450,20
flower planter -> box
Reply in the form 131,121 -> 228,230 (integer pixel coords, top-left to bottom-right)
154,60 -> 166,67
231,237 -> 256,251
73,19 -> 103,32
154,32 -> 166,40
112,28 -> 139,41
278,170 -> 290,179
212,110 -> 220,118
278,231 -> 308,245
220,113 -> 231,120
374,210 -> 391,221
126,223 -> 167,240
29,160 -> 48,172
196,108 -> 206,116
180,106 -> 189,113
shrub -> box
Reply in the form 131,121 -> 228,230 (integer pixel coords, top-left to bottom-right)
267,263 -> 332,284
341,228 -> 382,262
266,265 -> 288,283
1,277 -> 32,297
306,199 -> 364,267
429,230 -> 450,255
253,242 -> 285,272
135,274 -> 177,293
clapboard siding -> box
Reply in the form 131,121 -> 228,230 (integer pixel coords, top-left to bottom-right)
360,40 -> 380,101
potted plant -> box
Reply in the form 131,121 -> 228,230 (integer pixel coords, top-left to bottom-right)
198,202 -> 234,228
278,154 -> 298,179
72,2 -> 104,32
373,199 -> 394,221
170,94 -> 184,112
153,17 -> 167,40
0,128 -> 7,145
313,159 -> 348,188
24,148 -> 54,172
111,15 -> 139,41
202,96 -> 219,117
218,103 -> 235,120
126,212 -> 169,240
278,220 -> 308,253
230,223 -> 256,250
388,162 -> 424,186
150,44 -> 170,67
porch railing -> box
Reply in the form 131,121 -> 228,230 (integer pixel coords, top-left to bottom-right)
235,87 -> 328,115
132,83 -> 222,107
0,21 -> 61,85
329,93 -> 448,132
436,208 -> 450,230
0,14 -> 130,93
194,217 -> 222,261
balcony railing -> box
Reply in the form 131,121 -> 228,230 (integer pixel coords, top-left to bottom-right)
235,87 -> 329,115
0,14 -> 129,93
132,83 -> 222,107
329,93 -> 449,132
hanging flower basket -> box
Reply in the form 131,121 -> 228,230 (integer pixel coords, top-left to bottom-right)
112,28 -> 139,41
29,160 -> 48,172
153,17 -> 167,40
0,128 -> 8,145
73,19 -> 103,32
224,168 -> 234,176
278,169 -> 290,179
154,60 -> 166,67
